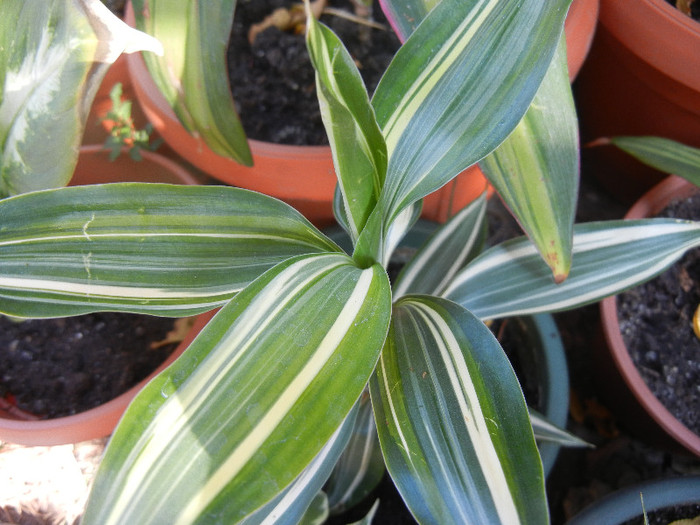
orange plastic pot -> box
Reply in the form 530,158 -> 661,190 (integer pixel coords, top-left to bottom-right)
565,0 -> 600,81
0,146 -> 201,446
575,0 -> 700,203
599,175 -> 700,457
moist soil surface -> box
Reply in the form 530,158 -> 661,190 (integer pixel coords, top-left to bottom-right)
617,193 -> 700,436
228,0 -> 400,146
0,313 -> 179,418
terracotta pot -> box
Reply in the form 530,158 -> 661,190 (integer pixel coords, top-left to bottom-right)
575,0 -> 700,203
566,475 -> 700,525
599,175 -> 700,457
565,0 -> 599,81
125,0 -> 596,227
0,146 -> 201,446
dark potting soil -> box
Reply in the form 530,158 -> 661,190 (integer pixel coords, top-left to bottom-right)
228,0 -> 401,145
0,313 -> 179,418
663,0 -> 700,21
617,192 -> 700,435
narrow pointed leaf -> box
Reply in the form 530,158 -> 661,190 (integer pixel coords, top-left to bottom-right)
480,37 -> 578,282
306,10 -> 386,242
0,0 -> 162,197
530,410 -> 591,448
131,0 -> 252,165
393,193 -> 486,297
82,253 -> 392,525
370,296 -> 547,524
443,219 -> 700,319
325,392 -> 385,514
608,136 -> 700,187
241,408 -> 358,525
372,0 -> 572,222
0,184 -> 341,318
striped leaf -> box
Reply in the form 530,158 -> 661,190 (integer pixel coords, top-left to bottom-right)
0,0 -> 162,197
306,9 -> 386,243
241,407 -> 358,525
530,410 -> 590,449
0,184 -> 341,318
443,219 -> 700,320
393,193 -> 486,298
370,296 -> 547,524
609,136 -> 700,187
378,0 -> 439,41
372,0 -> 572,223
480,37 -> 578,282
82,252 -> 392,525
325,392 -> 385,514
131,0 -> 252,165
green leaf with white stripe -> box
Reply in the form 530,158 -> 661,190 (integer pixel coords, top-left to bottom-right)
530,410 -> 591,449
325,392 -> 385,515
0,0 -> 162,197
370,296 -> 547,524
306,9 -> 386,243
0,184 -> 341,318
241,407 -> 358,525
393,193 -> 486,298
443,219 -> 700,320
608,136 -> 700,188
131,0 -> 252,165
480,36 -> 578,283
82,252 -> 392,525
371,0 -> 572,224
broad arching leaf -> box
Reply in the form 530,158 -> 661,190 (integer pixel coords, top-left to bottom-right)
370,296 -> 546,524
82,253 -> 392,524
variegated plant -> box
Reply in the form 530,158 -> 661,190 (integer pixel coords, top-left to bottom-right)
0,0 -> 162,197
4,1 -> 700,524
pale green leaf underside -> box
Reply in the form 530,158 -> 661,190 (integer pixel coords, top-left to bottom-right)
444,219 -> 700,319
372,0 -> 573,223
610,136 -> 700,188
0,184 -> 340,318
530,410 -> 591,449
132,0 -> 252,165
370,296 -> 546,525
82,253 -> 392,525
480,36 -> 578,282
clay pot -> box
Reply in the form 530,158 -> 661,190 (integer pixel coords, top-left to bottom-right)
599,175 -> 700,457
565,0 -> 600,81
575,0 -> 700,203
0,146 -> 201,446
566,475 -> 700,525
125,0 -> 596,227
